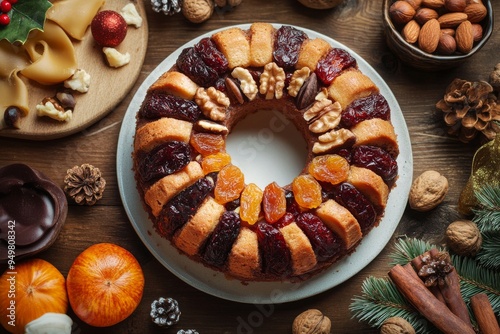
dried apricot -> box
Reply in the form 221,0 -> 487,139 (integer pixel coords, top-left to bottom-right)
263,182 -> 286,223
201,152 -> 231,174
308,154 -> 349,185
239,183 -> 263,225
214,164 -> 245,204
190,132 -> 225,156
292,174 -> 322,209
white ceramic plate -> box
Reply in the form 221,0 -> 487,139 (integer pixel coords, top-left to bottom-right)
117,24 -> 413,304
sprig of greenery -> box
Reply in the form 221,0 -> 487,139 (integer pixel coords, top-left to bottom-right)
476,232 -> 500,270
388,237 -> 437,266
473,184 -> 500,233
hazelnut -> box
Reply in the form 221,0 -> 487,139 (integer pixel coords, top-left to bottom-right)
471,23 -> 483,42
292,309 -> 331,334
414,7 -> 439,25
3,106 -> 22,129
405,0 -> 422,9
380,317 -> 415,334
182,0 -> 214,23
445,0 -> 467,12
389,1 -> 416,25
436,33 -> 457,54
446,220 -> 482,256
409,170 -> 449,212
297,0 -> 343,9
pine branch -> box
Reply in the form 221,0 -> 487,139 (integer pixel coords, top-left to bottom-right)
388,237 -> 437,266
349,276 -> 440,333
473,184 -> 500,233
452,254 -> 500,317
476,232 -> 500,270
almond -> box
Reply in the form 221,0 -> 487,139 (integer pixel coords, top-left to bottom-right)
464,3 -> 487,23
415,7 -> 439,25
405,0 -> 422,9
445,0 -> 466,12
437,33 -> 457,54
422,0 -> 445,9
402,20 -> 421,43
456,20 -> 474,53
389,1 -> 416,25
418,19 -> 441,53
471,23 -> 483,42
438,12 -> 468,28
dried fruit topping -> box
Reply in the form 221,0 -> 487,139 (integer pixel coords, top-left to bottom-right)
138,141 -> 191,183
203,211 -> 241,267
190,132 -> 226,156
351,145 -> 398,183
295,212 -> 342,262
158,177 -> 214,236
176,47 -> 219,87
273,25 -> 307,69
329,183 -> 376,232
284,190 -> 301,217
274,212 -> 296,229
262,182 -> 287,223
256,221 -> 292,277
308,154 -> 350,185
194,37 -> 229,75
292,174 -> 323,209
340,93 -> 390,128
201,152 -> 231,174
239,183 -> 263,225
150,297 -> 181,328
139,91 -> 201,122
224,198 -> 240,211
316,48 -> 356,85
214,164 -> 245,204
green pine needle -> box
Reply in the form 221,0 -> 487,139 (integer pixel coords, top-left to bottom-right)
388,237 -> 437,266
476,232 -> 500,270
349,276 -> 440,333
473,184 -> 500,233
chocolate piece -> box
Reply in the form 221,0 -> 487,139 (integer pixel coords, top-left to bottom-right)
0,164 -> 68,262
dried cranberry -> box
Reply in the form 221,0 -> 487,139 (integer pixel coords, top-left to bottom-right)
138,141 -> 191,183
340,93 -> 391,128
255,221 -> 292,277
295,212 -> 342,262
352,146 -> 398,183
157,177 -> 214,236
273,26 -> 307,69
284,191 -> 301,217
203,211 -> 241,267
336,148 -> 352,163
224,198 -> 240,211
316,48 -> 356,85
139,91 -> 201,122
329,183 -> 376,233
194,37 -> 229,75
274,212 -> 295,229
176,47 -> 219,87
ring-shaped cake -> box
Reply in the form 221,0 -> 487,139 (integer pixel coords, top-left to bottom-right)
132,23 -> 400,281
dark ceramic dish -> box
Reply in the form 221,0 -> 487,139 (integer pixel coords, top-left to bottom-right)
383,0 -> 494,71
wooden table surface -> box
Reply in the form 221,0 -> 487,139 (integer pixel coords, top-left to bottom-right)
1,0 -> 499,333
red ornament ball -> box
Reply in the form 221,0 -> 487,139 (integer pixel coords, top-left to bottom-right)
91,10 -> 127,47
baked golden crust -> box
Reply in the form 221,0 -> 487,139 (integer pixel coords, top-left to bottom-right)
148,71 -> 199,100
228,227 -> 261,280
328,69 -> 379,109
249,23 -> 275,67
296,38 -> 331,71
212,27 -> 251,69
134,117 -> 193,153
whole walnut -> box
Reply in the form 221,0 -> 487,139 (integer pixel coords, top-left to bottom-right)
409,170 -> 449,212
182,0 -> 214,23
292,309 -> 331,334
446,220 -> 482,256
297,0 -> 343,9
380,317 -> 415,334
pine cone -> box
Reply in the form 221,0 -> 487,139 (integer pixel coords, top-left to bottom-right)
151,0 -> 183,15
150,297 -> 181,327
417,251 -> 453,287
63,164 -> 106,206
436,78 -> 500,143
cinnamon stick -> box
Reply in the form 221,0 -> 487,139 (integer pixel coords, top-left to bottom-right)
470,293 -> 500,334
388,264 -> 475,334
440,268 -> 472,327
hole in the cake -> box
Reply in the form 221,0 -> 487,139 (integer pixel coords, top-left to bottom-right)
225,109 -> 308,189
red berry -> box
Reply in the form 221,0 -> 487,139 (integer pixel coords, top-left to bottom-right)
90,10 -> 127,47
0,13 -> 9,26
7,0 -> 17,3
0,1 -> 11,12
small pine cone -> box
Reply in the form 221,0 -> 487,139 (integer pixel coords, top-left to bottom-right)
151,297 -> 181,327
418,251 -> 453,287
436,78 -> 500,143
151,0 -> 183,15
177,330 -> 199,334
63,164 -> 106,206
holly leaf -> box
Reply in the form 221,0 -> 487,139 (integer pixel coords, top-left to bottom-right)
0,0 -> 53,44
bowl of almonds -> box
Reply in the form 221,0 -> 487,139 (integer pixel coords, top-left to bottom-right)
383,0 -> 493,71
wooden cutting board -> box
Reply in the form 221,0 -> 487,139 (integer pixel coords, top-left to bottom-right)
0,0 -> 148,140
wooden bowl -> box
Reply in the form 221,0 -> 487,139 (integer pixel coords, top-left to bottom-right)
382,0 -> 493,71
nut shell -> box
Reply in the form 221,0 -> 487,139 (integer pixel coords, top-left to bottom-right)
297,0 -> 343,9
380,317 -> 416,334
446,220 -> 482,256
182,0 -> 214,23
389,1 -> 416,25
292,309 -> 331,334
409,170 -> 449,211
